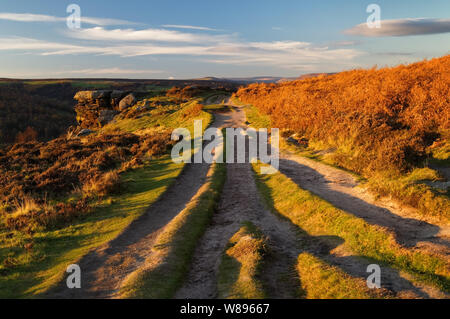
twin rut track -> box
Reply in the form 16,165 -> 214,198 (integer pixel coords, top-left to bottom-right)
49,103 -> 449,299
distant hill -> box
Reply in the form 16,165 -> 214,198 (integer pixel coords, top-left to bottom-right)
193,74 -> 336,84
296,73 -> 336,80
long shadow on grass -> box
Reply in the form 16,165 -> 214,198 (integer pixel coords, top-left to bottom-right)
0,232 -> 93,298
278,158 -> 450,249
254,171 -> 438,298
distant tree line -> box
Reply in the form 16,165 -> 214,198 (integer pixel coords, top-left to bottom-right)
0,83 -> 77,144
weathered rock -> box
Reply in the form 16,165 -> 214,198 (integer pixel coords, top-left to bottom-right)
75,105 -> 99,129
74,90 -> 112,102
286,135 -> 309,147
119,94 -> 136,111
98,109 -> 119,126
74,90 -> 138,129
111,90 -> 128,109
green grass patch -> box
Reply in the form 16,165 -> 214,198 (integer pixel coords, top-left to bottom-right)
102,100 -> 212,135
252,162 -> 450,293
296,253 -> 391,299
244,105 -> 271,129
430,131 -> 450,167
0,157 -> 183,298
217,222 -> 267,299
366,169 -> 450,223
202,104 -> 232,112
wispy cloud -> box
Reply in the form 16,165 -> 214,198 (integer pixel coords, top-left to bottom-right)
0,12 -> 137,26
66,27 -> 231,43
81,17 -> 139,26
161,24 -> 220,31
0,36 -> 362,71
0,9 -> 364,73
0,13 -> 61,22
63,67 -> 163,75
345,18 -> 450,37
0,67 -> 162,79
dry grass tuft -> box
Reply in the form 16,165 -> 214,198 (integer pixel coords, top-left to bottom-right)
218,222 -> 267,299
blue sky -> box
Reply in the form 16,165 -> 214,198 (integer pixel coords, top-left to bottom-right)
0,0 -> 449,78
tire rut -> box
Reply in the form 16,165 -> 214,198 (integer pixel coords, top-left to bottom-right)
175,105 -> 447,299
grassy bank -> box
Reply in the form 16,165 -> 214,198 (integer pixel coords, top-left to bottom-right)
252,162 -> 449,294
217,222 -> 267,299
244,103 -> 450,224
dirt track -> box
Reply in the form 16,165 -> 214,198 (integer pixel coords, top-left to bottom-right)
49,102 -> 448,299
175,107 -> 301,299
175,103 -> 448,299
279,154 -> 450,257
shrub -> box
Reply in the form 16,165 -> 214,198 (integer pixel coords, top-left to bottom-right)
236,55 -> 450,176
5,198 -> 91,232
82,171 -> 121,198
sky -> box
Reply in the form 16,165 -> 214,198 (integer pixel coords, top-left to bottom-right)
0,0 -> 449,79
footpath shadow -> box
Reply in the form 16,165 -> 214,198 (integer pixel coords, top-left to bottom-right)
255,172 -> 438,298
278,158 -> 449,249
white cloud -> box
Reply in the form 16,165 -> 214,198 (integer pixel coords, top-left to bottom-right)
66,26 -> 231,43
80,17 -> 139,26
161,24 -> 220,31
63,68 -> 163,75
0,12 -> 136,26
0,67 -> 163,79
249,41 -> 311,51
0,36 -> 362,70
0,37 -> 86,51
0,13 -> 60,22
345,18 -> 450,37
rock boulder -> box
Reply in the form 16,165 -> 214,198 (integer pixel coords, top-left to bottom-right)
119,93 -> 137,111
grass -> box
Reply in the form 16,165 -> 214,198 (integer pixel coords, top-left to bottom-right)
252,162 -> 450,294
244,105 -> 271,129
119,161 -> 227,298
0,157 -> 183,298
366,168 -> 450,223
217,222 -> 267,299
296,253 -> 391,299
202,104 -> 232,112
10,198 -> 42,218
430,134 -> 450,167
102,100 -> 212,135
